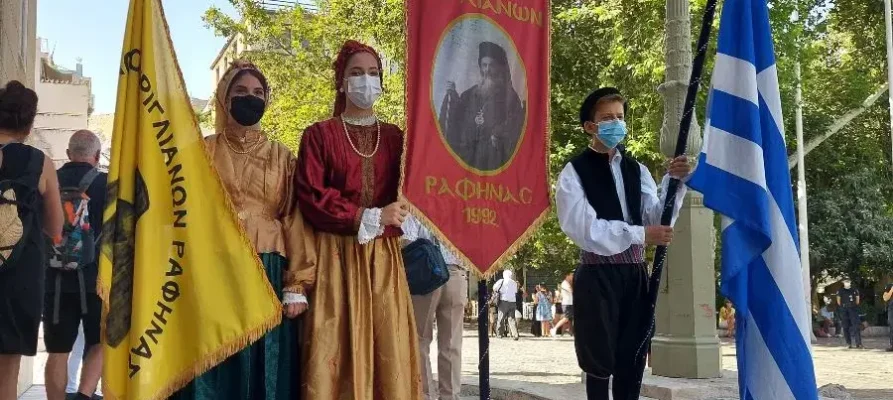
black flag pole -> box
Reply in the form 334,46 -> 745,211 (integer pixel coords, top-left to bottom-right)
478,281 -> 491,400
629,0 -> 720,398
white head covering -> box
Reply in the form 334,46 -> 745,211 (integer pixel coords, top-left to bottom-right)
503,270 -> 513,280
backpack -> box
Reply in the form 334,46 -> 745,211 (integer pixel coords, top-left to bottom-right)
0,145 -> 43,271
48,168 -> 100,271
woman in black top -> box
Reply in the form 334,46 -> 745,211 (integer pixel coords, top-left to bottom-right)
0,80 -> 63,400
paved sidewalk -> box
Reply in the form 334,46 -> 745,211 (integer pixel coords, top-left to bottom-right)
20,325 -> 893,399
441,326 -> 892,399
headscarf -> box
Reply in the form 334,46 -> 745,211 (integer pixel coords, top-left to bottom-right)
332,40 -> 383,117
214,60 -> 270,135
503,270 -> 513,280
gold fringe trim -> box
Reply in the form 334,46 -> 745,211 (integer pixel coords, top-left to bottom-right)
100,1 -> 283,398
101,309 -> 282,400
398,2 -> 554,280
397,0 -> 410,196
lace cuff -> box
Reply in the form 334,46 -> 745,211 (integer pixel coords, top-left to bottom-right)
283,292 -> 307,305
358,208 -> 385,244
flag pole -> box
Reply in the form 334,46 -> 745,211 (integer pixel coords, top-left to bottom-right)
794,60 -> 815,344
478,281 -> 490,400
630,0 -> 719,397
884,0 -> 893,170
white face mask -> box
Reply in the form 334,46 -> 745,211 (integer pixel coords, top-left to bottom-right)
346,74 -> 382,110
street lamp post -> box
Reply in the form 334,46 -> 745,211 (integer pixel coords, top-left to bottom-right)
794,61 -> 815,344
650,0 -> 721,379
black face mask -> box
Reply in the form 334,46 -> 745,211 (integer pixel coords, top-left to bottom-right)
229,95 -> 266,127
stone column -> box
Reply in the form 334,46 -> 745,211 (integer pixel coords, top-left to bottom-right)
650,0 -> 722,378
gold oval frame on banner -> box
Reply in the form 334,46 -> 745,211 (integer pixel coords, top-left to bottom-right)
428,13 -> 530,177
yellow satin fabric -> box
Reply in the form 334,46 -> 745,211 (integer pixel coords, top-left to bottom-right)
302,233 -> 422,400
204,134 -> 317,294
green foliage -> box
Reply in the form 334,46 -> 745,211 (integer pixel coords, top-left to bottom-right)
197,109 -> 214,131
796,0 -> 893,285
203,0 -> 406,149
809,170 -> 893,280
204,0 -> 893,287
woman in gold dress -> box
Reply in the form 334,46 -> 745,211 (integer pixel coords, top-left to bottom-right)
293,40 -> 421,399
169,60 -> 315,400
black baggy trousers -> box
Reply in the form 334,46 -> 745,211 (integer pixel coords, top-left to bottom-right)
573,263 -> 649,400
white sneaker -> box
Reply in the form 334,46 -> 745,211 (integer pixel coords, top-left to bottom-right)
550,328 -> 558,337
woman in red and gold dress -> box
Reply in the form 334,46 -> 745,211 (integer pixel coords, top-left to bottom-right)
293,41 -> 421,399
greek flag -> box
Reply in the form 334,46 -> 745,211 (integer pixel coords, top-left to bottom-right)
686,0 -> 818,399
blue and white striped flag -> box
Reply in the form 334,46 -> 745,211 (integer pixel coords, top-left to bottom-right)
686,0 -> 818,399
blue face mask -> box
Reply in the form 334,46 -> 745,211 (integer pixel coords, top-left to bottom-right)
596,119 -> 627,148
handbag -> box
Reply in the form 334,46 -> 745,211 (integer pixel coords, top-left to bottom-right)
489,281 -> 503,307
402,237 -> 449,296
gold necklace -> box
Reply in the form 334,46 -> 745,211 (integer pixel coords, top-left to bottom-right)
223,129 -> 264,154
221,133 -> 262,219
342,118 -> 381,158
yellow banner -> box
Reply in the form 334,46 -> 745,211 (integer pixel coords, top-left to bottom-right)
98,0 -> 281,398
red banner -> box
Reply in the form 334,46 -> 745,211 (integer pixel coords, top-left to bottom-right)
403,0 -> 551,276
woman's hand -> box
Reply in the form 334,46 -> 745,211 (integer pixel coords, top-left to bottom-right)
284,302 -> 308,319
381,200 -> 409,227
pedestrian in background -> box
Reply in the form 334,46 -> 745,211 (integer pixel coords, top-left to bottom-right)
43,130 -> 106,400
0,80 -> 64,400
836,280 -> 863,349
535,284 -> 553,337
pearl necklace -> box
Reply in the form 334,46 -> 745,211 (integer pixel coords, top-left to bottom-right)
342,117 -> 381,159
341,114 -> 377,127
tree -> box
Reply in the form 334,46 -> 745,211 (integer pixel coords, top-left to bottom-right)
203,0 -> 406,149
796,0 -> 893,289
204,0 -> 893,290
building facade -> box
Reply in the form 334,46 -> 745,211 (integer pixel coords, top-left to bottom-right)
0,0 -> 37,87
204,0 -> 312,122
27,42 -> 94,167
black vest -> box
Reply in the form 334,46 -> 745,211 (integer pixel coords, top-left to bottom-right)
570,148 -> 643,226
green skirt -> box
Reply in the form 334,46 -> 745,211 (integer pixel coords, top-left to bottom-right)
169,253 -> 298,400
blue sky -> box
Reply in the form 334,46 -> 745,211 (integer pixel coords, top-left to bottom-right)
37,0 -> 237,114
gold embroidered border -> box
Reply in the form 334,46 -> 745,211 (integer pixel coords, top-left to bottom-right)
398,0 -> 553,280
355,125 -> 376,207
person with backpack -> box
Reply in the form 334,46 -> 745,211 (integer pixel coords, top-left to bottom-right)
43,130 -> 106,400
0,80 -> 64,400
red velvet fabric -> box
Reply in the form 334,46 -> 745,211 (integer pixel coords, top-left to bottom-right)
295,118 -> 403,238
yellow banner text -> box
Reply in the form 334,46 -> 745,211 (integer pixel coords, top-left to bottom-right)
425,176 -> 534,205
460,0 -> 545,27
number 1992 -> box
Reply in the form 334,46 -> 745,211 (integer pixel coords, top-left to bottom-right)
463,207 -> 498,226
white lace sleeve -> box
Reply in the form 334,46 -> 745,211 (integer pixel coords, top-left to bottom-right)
282,292 -> 307,305
401,215 -> 421,243
358,208 -> 385,244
